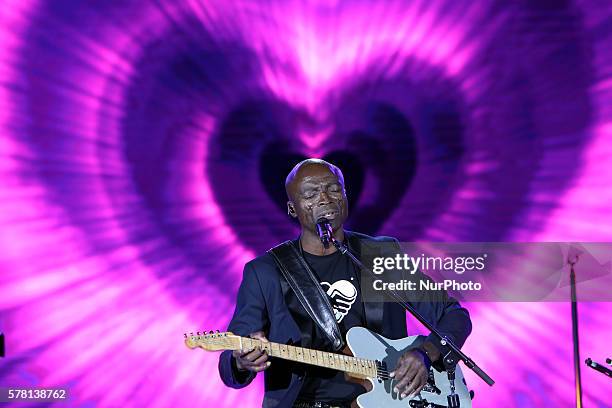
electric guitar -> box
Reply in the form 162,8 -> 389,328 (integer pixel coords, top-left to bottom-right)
185,326 -> 472,407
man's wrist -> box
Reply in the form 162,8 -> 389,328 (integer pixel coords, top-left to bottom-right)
412,348 -> 432,370
421,340 -> 442,362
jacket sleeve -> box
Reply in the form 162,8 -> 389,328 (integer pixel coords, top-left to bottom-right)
410,271 -> 472,351
218,261 -> 270,388
391,239 -> 473,354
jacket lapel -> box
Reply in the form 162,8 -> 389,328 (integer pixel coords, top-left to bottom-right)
345,230 -> 385,335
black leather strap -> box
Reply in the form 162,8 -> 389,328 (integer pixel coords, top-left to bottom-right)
268,241 -> 344,351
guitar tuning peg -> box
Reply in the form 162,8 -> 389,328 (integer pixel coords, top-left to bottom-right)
197,331 -> 201,335
209,330 -> 214,334
190,332 -> 194,336
183,333 -> 187,338
216,330 -> 220,333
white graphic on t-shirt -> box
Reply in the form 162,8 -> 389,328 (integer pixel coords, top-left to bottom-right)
320,280 -> 358,323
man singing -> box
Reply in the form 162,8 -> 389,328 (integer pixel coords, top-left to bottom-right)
218,159 -> 471,408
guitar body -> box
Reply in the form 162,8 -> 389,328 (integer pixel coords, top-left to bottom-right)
346,327 -> 472,408
184,327 -> 472,407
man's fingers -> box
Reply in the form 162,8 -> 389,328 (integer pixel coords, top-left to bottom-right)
251,361 -> 272,372
234,348 -> 255,358
234,331 -> 269,356
250,331 -> 269,342
237,353 -> 271,373
403,369 -> 427,397
402,376 -> 419,397
402,366 -> 419,386
392,358 -> 414,382
391,350 -> 431,398
392,361 -> 416,394
390,354 -> 415,378
231,331 -> 271,373
242,349 -> 266,363
390,358 -> 410,379
231,330 -> 271,373
243,345 -> 267,358
394,377 -> 412,395
252,352 -> 269,366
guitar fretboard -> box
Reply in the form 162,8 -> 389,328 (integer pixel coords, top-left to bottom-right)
227,336 -> 377,378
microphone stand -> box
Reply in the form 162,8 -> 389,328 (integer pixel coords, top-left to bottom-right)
568,254 -> 583,408
329,236 -> 494,407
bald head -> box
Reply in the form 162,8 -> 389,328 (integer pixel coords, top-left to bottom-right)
285,158 -> 348,236
285,159 -> 345,200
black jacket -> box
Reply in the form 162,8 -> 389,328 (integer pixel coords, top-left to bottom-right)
218,230 -> 472,407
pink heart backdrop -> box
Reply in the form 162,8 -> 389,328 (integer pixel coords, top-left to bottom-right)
0,0 -> 611,406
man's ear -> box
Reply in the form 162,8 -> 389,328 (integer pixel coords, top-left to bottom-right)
287,202 -> 297,218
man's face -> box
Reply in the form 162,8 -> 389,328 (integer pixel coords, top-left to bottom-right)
287,164 -> 349,233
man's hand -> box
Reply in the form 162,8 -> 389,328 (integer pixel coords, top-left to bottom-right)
389,350 -> 429,399
232,331 -> 271,373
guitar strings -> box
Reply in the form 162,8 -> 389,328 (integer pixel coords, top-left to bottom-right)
193,336 -> 393,379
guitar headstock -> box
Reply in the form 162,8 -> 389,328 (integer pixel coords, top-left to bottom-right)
183,330 -> 241,351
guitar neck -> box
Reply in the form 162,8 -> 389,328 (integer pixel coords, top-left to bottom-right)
238,337 -> 377,378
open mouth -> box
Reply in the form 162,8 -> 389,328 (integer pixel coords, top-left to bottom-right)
315,209 -> 339,220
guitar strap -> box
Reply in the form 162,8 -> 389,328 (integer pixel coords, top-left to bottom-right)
267,240 -> 345,351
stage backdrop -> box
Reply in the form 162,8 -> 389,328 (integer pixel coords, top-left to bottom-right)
1,1 -> 611,407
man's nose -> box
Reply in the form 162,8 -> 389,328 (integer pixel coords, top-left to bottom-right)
317,191 -> 331,203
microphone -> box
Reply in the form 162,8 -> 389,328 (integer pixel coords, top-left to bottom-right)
316,218 -> 333,249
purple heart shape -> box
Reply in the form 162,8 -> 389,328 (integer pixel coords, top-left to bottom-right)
208,100 -> 418,253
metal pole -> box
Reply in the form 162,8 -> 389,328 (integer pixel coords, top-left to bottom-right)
570,263 -> 583,408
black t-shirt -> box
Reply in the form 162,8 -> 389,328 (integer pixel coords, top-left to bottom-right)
297,249 -> 366,403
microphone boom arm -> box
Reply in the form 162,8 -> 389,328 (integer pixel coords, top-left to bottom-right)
329,235 -> 495,396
